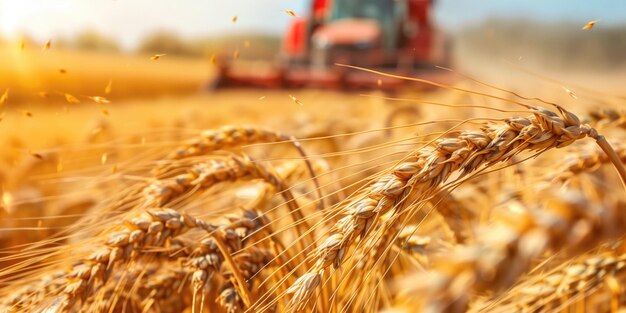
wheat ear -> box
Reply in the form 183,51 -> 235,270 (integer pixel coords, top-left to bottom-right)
158,125 -> 325,209
588,108 -> 626,130
391,190 -> 626,312
549,143 -> 626,183
56,209 -> 215,311
475,251 -> 626,313
287,105 -> 626,310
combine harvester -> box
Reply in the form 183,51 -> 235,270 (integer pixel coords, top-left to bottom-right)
213,0 -> 451,91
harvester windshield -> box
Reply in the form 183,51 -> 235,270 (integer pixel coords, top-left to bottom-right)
326,0 -> 406,50
328,0 -> 394,21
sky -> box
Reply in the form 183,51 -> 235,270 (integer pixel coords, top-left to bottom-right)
1,0 -> 625,50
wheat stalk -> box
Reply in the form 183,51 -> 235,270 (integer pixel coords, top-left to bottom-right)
287,105 -> 626,311
186,209 -> 274,312
218,246 -> 274,313
142,154 -> 318,253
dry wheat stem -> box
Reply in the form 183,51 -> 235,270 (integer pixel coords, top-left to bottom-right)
435,65 -> 566,109
337,64 -> 549,111
218,246 -> 273,313
594,135 -> 626,188
186,209 -> 272,313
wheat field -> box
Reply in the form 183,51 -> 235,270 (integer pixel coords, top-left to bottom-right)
1,29 -> 626,313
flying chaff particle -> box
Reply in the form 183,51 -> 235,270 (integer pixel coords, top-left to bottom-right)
151,54 -> 166,60
65,93 -> 80,104
582,20 -> 598,30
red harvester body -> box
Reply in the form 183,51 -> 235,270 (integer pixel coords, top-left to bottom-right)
213,0 -> 451,91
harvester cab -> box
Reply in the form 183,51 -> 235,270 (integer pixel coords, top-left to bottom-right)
213,0 -> 450,90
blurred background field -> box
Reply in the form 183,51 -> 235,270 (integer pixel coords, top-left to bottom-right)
0,0 -> 624,166
0,0 -> 624,185
0,45 -> 212,103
